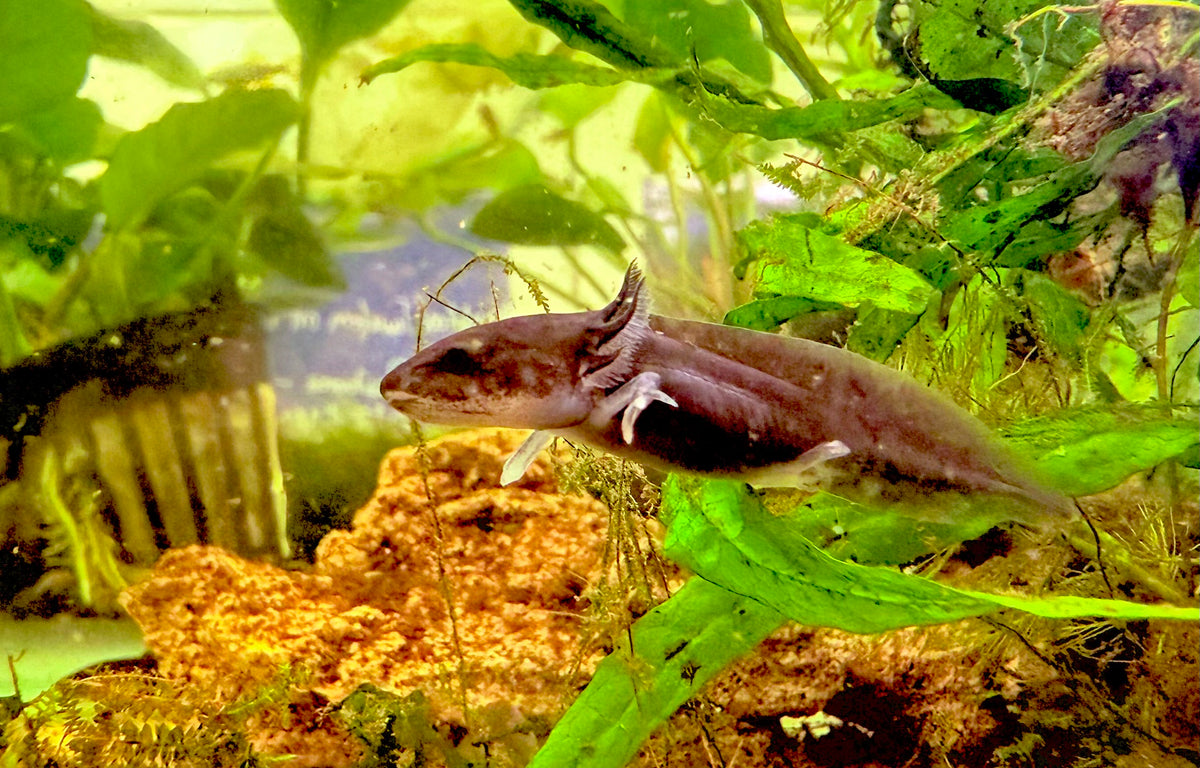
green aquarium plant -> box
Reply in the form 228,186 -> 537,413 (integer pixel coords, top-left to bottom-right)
1,0 -> 1196,764
356,0 -> 1198,764
1,0 -> 346,608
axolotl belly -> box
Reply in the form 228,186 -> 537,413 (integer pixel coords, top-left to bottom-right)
381,266 -> 1071,523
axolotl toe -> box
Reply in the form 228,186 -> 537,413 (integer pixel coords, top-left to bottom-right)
381,265 -> 1073,524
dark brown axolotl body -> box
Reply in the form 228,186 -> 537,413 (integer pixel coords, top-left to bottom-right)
382,266 -> 1071,523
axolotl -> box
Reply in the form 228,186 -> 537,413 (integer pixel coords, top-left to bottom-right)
381,265 -> 1072,524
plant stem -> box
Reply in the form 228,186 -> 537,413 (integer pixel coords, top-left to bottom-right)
743,0 -> 839,101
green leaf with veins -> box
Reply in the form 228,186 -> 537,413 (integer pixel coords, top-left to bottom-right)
470,184 -> 625,252
100,89 -> 301,230
0,0 -> 91,121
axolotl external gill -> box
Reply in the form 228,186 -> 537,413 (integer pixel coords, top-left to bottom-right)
381,265 -> 1072,524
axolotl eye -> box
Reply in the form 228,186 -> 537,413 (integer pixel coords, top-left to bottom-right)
433,346 -> 479,377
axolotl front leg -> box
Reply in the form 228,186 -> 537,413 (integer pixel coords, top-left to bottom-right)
500,371 -> 850,485
501,372 -> 676,484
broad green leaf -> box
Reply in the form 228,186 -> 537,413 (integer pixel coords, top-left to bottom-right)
5,97 -> 102,165
1001,404 -> 1200,497
845,304 -> 919,362
737,215 -> 937,313
625,0 -> 772,82
941,163 -> 1093,254
938,145 -> 1068,203
662,476 -> 1197,628
0,0 -> 92,120
663,477 -> 999,632
1020,270 -> 1089,362
528,578 -> 784,768
470,184 -> 625,251
276,0 -> 415,86
363,43 -> 630,89
0,615 -> 146,699
633,92 -> 672,172
781,491 -> 1002,566
910,0 -> 1097,88
539,83 -> 621,128
504,0 -> 764,106
394,140 -> 544,211
722,296 -> 843,331
100,89 -> 301,230
246,177 -> 341,289
88,5 -> 205,91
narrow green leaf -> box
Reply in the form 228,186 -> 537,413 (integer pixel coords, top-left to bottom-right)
930,77 -> 1029,114
0,0 -> 92,120
695,84 -> 959,142
943,104 -> 1177,255
529,578 -> 784,768
995,215 -> 1106,268
722,296 -> 843,331
506,0 -> 675,70
662,477 -> 1198,630
100,89 -> 301,230
276,0 -> 415,85
470,184 -> 625,252
737,215 -> 937,313
362,43 -> 629,88
1001,404 -> 1200,497
88,5 -> 206,91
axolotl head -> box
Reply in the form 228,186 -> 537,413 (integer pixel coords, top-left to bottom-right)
381,266 -> 649,430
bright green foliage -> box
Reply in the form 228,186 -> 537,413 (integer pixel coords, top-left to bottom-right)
100,89 -> 302,230
909,0 -> 1099,88
736,215 -> 937,313
722,295 -> 843,331
3,98 -> 102,166
1002,405 -> 1200,496
1019,271 -> 1090,362
88,6 -> 206,92
471,184 -> 626,252
528,578 -> 785,768
696,84 -> 960,142
624,0 -> 771,82
507,0 -> 677,70
0,616 -> 146,699
363,43 -> 630,89
533,476 -> 1197,766
940,104 -> 1179,257
276,0 -> 415,89
0,0 -> 92,121
662,477 -> 1197,631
